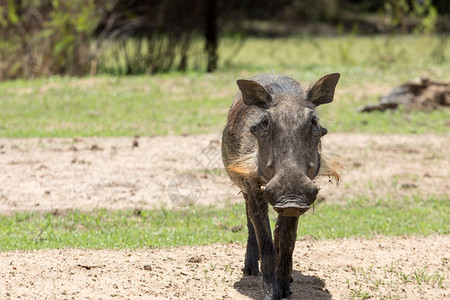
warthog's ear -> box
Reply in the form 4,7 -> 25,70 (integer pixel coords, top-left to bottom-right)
237,79 -> 273,109
307,73 -> 340,106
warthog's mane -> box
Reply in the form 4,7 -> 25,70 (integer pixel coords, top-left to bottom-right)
250,73 -> 306,98
225,152 -> 258,177
317,154 -> 342,184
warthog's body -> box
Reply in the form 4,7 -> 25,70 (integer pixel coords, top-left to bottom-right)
222,73 -> 340,299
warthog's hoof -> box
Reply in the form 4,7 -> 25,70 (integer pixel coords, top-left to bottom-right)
273,197 -> 310,217
243,266 -> 260,276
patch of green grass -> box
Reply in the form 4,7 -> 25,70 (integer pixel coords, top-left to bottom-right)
350,285 -> 372,300
320,99 -> 450,134
298,195 -> 449,238
347,263 -> 448,300
219,35 -> 450,73
0,205 -> 247,250
0,35 -> 449,137
0,75 -> 231,137
99,35 -> 450,74
0,195 -> 447,251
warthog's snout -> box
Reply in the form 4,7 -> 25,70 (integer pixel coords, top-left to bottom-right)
273,196 -> 311,217
263,174 -> 320,217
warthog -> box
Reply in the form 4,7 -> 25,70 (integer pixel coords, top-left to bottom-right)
222,73 -> 340,299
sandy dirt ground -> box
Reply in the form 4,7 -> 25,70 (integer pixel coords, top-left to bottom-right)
0,236 -> 448,299
0,133 -> 449,299
0,133 -> 448,213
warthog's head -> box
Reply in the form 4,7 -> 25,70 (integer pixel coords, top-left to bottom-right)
237,74 -> 340,217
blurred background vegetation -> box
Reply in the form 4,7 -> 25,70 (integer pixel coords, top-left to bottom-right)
0,0 -> 449,79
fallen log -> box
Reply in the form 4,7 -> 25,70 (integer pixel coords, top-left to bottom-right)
359,78 -> 450,112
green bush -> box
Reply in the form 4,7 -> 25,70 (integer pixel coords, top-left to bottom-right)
0,0 -> 111,79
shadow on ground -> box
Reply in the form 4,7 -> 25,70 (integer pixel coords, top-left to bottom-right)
234,270 -> 332,299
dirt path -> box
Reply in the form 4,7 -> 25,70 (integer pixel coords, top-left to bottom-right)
1,235 -> 448,299
0,133 -> 448,213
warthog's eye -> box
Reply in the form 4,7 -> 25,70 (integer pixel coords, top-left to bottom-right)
311,116 -> 322,137
250,115 -> 270,137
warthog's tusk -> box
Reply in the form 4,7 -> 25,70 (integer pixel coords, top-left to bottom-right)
318,185 -> 322,190
260,185 -> 266,191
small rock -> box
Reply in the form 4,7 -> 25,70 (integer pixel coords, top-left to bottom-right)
90,144 -> 102,151
188,255 -> 203,263
143,265 -> 152,271
132,136 -> 139,148
231,225 -> 243,233
401,183 -> 418,189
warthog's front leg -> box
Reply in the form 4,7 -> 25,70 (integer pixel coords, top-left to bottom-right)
243,196 -> 260,276
246,195 -> 281,300
274,216 -> 299,298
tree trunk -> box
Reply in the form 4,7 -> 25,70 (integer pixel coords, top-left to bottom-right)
205,0 -> 218,72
